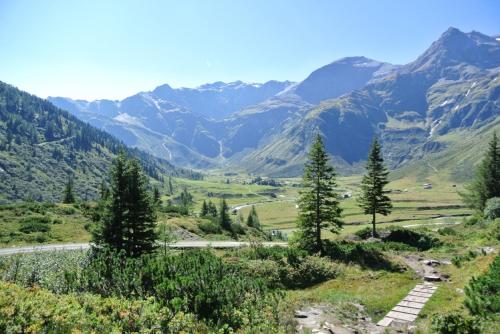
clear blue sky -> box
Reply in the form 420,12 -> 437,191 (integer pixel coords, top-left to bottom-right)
0,0 -> 499,100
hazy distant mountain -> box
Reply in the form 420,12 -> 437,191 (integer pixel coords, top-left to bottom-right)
50,27 -> 500,178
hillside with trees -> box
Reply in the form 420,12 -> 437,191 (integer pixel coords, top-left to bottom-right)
0,81 -> 200,203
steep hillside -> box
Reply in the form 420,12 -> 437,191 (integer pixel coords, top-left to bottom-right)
0,81 -> 192,203
243,28 -> 500,177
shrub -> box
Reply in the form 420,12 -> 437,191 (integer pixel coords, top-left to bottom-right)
199,220 -> 222,234
452,250 -> 478,268
279,255 -> 339,289
438,227 -> 458,236
354,226 -> 375,239
484,197 -> 500,220
0,281 -> 200,333
383,227 -> 441,250
431,313 -> 481,334
465,254 -> 500,317
230,222 -> 245,235
19,222 -> 51,234
65,249 -> 282,330
322,240 -> 403,272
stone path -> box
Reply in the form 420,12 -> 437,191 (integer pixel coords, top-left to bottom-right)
377,282 -> 437,327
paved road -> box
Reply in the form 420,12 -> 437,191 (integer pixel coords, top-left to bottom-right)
0,241 -> 287,256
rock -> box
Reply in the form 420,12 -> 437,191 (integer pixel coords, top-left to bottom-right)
295,311 -> 308,318
421,259 -> 441,266
424,275 -> 441,282
480,247 -> 496,254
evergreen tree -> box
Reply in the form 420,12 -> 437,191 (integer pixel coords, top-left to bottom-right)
95,151 -> 128,250
168,176 -> 174,195
201,200 -> 209,216
180,187 -> 193,214
297,134 -> 342,254
218,199 -> 232,231
237,210 -> 245,225
62,177 -> 76,203
153,186 -> 161,206
99,181 -> 109,200
122,158 -> 157,257
246,205 -> 261,229
462,132 -> 500,212
357,139 -> 392,237
93,151 -> 157,257
208,200 -> 218,217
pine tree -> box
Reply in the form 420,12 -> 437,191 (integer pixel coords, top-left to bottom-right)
208,200 -> 218,217
180,187 -> 193,214
168,176 -> 174,196
95,151 -> 128,250
201,200 -> 209,216
153,186 -> 161,206
62,177 -> 76,203
93,152 -> 157,257
246,205 -> 261,229
218,199 -> 232,231
462,132 -> 500,212
237,210 -> 245,225
122,158 -> 157,257
99,181 -> 109,200
357,139 -> 392,237
297,134 -> 342,254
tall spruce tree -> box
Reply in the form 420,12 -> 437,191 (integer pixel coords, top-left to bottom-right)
153,186 -> 161,206
246,205 -> 261,229
357,139 -> 392,237
62,177 -> 76,203
297,134 -> 342,254
123,158 -> 157,257
208,200 -> 218,217
201,200 -> 209,216
218,199 -> 232,231
93,152 -> 157,257
462,132 -> 500,212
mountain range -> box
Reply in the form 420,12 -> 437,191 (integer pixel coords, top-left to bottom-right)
39,27 -> 500,178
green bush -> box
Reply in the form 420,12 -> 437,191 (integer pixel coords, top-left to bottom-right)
431,312 -> 481,334
65,248 -> 282,330
484,197 -> 500,220
438,227 -> 458,236
465,255 -> 500,317
354,226 -> 375,239
383,227 -> 441,250
19,222 -> 51,234
236,247 -> 338,289
0,281 -> 200,333
230,222 -> 246,235
198,220 -> 222,234
322,240 -> 403,271
452,250 -> 478,268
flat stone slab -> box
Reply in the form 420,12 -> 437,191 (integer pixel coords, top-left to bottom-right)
393,306 -> 421,315
377,317 -> 394,327
413,287 -> 436,293
398,301 -> 426,309
403,295 -> 429,303
386,311 -> 418,322
424,275 -> 442,282
408,291 -> 434,298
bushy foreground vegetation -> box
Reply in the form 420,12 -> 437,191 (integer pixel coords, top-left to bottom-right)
0,248 -> 295,332
432,254 -> 500,334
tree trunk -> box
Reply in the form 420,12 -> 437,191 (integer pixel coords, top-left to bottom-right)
372,211 -> 376,238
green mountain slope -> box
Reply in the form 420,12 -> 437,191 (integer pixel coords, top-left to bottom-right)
0,81 -> 193,203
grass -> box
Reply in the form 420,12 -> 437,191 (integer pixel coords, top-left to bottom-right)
416,253 -> 497,333
287,265 -> 418,322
